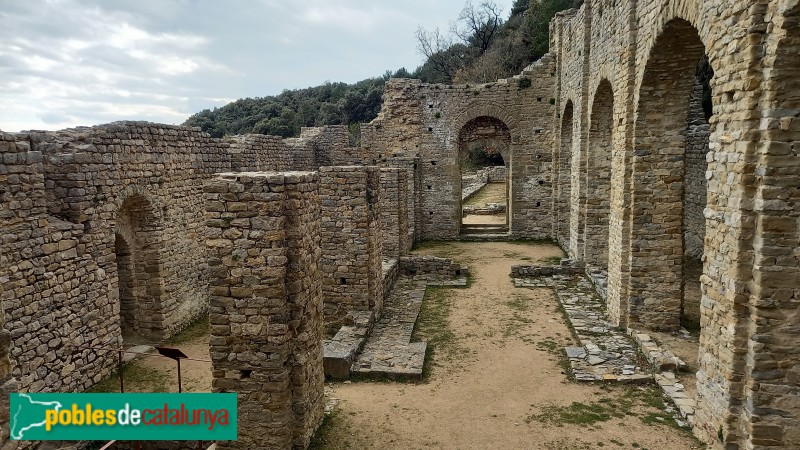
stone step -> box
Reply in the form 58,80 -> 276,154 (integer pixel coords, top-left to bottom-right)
459,233 -> 511,241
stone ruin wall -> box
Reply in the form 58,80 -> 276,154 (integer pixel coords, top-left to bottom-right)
551,0 -> 800,447
1,0 -> 798,448
318,166 -> 384,333
360,57 -> 558,240
0,120 -> 359,445
684,78 -> 710,261
379,167 -> 410,258
205,172 -> 324,449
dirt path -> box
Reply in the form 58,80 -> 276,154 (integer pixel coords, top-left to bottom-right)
314,242 -> 701,450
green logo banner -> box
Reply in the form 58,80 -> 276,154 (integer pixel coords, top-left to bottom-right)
10,393 -> 237,441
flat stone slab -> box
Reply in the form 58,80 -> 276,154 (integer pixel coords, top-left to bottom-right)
516,272 -> 697,426
351,279 -> 428,380
323,312 -> 372,379
516,274 -> 649,382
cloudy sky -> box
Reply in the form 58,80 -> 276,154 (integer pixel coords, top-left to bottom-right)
0,0 -> 514,132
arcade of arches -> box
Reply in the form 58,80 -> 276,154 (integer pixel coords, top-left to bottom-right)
0,1 -> 797,449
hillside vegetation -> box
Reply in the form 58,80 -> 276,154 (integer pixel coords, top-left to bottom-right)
183,0 -> 582,138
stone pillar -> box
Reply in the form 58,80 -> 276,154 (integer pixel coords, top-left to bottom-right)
380,157 -> 420,252
379,168 -> 409,258
318,166 -> 383,332
205,171 -> 324,450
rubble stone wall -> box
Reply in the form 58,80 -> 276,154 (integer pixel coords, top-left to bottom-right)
205,172 -> 324,449
361,57 -> 558,240
379,168 -> 409,258
318,166 -> 383,331
550,0 -> 800,447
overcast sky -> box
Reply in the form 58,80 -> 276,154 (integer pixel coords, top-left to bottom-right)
0,0 -> 514,132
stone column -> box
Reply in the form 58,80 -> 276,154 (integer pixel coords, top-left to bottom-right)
318,166 -> 383,332
205,171 -> 324,449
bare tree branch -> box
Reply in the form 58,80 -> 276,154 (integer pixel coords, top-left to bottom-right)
452,0 -> 504,53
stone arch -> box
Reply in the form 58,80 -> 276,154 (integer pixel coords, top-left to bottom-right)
451,103 -> 522,144
555,100 -> 575,248
628,18 -> 708,330
582,79 -> 614,269
628,16 -> 755,446
114,192 -> 166,341
458,116 -> 511,231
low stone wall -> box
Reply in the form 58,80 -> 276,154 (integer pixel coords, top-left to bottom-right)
462,203 -> 507,215
461,177 -> 488,202
205,171 -> 324,450
480,166 -> 507,183
382,258 -> 399,304
399,256 -> 468,279
510,260 -> 585,278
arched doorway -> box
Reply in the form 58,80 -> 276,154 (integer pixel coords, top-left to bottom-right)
459,116 -> 511,235
115,195 -> 165,343
629,16 -> 739,445
629,19 -> 711,332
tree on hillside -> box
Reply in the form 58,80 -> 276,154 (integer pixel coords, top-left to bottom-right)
415,0 -> 505,83
452,1 -> 504,53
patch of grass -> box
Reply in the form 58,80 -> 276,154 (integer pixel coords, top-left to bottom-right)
166,315 -> 209,346
308,409 -> 351,450
528,385 -> 696,437
411,240 -> 461,258
88,361 -> 171,393
528,401 -> 617,426
463,182 -> 506,207
536,339 -> 559,354
412,287 -> 460,380
505,295 -> 529,311
541,255 -> 563,265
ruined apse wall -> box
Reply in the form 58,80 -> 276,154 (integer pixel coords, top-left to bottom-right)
362,58 -> 558,240
551,0 -> 799,447
205,172 -> 324,449
0,120 -> 350,401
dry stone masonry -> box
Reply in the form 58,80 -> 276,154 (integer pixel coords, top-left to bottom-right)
0,0 -> 798,449
205,172 -> 324,450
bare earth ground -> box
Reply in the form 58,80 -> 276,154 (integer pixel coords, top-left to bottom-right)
92,319 -> 212,394
314,242 -> 702,450
462,183 -> 507,225
93,241 -> 701,449
462,214 -> 506,225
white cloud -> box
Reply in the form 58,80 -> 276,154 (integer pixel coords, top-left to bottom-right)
0,0 -> 514,132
